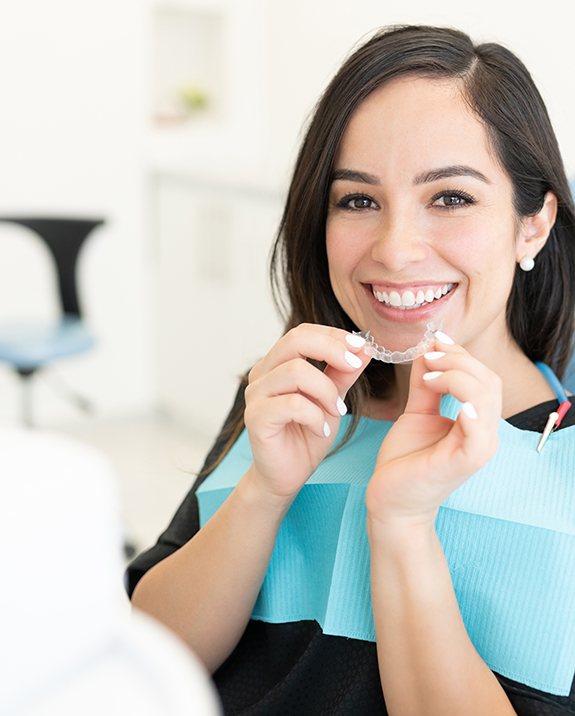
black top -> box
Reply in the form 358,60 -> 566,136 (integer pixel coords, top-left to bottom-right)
126,386 -> 575,715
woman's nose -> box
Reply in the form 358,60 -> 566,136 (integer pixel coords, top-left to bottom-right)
370,215 -> 428,272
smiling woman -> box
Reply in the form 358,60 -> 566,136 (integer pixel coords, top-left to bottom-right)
326,76 -> 547,359
127,25 -> 575,716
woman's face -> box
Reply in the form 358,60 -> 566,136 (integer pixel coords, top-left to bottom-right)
326,76 -> 529,359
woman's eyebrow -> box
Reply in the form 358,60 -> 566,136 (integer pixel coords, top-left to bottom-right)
331,165 -> 491,185
413,165 -> 491,184
331,168 -> 381,184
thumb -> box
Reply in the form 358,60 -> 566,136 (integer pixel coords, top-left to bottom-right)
404,355 -> 442,416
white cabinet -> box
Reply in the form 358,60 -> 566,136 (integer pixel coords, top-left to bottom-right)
152,172 -> 284,435
146,0 -> 304,435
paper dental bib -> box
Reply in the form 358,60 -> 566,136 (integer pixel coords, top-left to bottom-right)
196,397 -> 575,695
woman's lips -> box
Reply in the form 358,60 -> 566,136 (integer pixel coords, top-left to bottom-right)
363,282 -> 458,323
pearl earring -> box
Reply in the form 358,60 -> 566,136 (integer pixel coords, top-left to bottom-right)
519,256 -> 535,272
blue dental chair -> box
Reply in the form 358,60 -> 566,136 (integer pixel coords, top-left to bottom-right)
0,217 -> 104,425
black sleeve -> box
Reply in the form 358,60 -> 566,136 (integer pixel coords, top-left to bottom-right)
124,377 -> 248,598
496,672 -> 575,715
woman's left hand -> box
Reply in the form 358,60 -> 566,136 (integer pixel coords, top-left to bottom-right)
366,337 -> 502,528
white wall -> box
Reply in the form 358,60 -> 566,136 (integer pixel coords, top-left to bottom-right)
0,0 -> 151,424
260,1 -> 575,176
0,0 -> 573,429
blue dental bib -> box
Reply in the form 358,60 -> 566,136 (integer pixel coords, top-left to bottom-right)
197,396 -> 575,695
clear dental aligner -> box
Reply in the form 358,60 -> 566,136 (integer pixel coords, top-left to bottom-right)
353,322 -> 442,364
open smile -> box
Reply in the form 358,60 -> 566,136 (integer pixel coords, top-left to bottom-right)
371,282 -> 457,309
363,282 -> 459,323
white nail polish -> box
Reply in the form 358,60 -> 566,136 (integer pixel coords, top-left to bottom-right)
346,333 -> 366,348
422,371 -> 443,381
434,330 -> 455,345
344,350 -> 363,368
323,421 -> 331,437
462,402 -> 478,419
424,351 -> 446,361
336,396 -> 347,416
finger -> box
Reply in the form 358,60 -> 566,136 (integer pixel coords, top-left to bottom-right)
245,393 -> 331,440
323,344 -> 371,403
418,367 -> 500,444
420,358 -> 501,417
416,362 -> 500,477
251,323 -> 368,381
423,343 -> 498,386
247,358 -> 347,418
420,368 -> 484,411
403,355 -> 442,416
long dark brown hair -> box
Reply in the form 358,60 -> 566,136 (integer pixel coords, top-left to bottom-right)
204,24 -> 575,473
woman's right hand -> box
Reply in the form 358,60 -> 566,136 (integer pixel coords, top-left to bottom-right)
244,323 -> 371,502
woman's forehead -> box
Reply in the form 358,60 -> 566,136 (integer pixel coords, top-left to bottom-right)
344,77 -> 479,145
335,77 -> 501,182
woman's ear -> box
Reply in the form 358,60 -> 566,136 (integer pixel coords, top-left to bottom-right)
515,191 -> 558,263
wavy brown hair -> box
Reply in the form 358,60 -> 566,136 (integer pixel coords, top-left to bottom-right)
204,24 -> 575,473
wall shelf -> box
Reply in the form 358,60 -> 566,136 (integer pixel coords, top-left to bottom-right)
150,2 -> 226,127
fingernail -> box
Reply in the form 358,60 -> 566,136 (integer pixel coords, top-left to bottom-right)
323,421 -> 331,437
344,350 -> 363,368
434,330 -> 455,345
336,396 -> 347,416
461,402 -> 478,419
424,351 -> 446,361
346,333 -> 366,348
422,371 -> 443,381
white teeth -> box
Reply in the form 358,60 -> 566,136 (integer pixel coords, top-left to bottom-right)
373,283 -> 455,308
401,290 -> 415,307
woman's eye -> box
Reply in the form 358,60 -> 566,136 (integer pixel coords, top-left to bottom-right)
431,191 -> 476,209
336,194 -> 378,211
